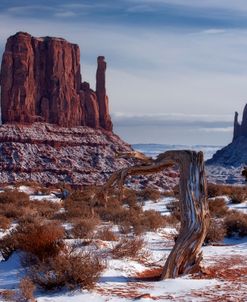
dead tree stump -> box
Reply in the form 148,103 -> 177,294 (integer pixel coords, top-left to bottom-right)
101,150 -> 210,279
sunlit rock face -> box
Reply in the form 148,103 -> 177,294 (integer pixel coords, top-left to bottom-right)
0,32 -> 112,131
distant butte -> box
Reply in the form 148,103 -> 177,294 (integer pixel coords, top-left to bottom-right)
207,103 -> 247,167
0,32 -> 112,131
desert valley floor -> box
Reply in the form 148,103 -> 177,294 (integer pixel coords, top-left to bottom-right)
0,183 -> 246,302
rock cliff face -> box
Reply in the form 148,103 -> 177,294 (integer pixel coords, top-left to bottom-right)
207,104 -> 247,167
0,32 -> 112,130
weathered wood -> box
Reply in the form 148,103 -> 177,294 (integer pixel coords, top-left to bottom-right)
160,151 -> 210,279
102,150 -> 210,279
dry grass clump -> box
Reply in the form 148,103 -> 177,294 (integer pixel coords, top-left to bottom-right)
62,188 -> 101,221
166,199 -> 180,221
17,221 -> 65,261
111,237 -> 146,260
0,220 -> 65,261
0,191 -> 29,205
208,198 -> 228,218
0,191 -> 30,220
139,187 -> 161,201
207,183 -> 247,202
28,248 -> 105,291
0,216 -> 104,291
18,277 -> 36,302
71,218 -> 100,239
229,191 -> 246,204
204,218 -> 226,244
0,190 -> 62,226
0,290 -> 16,301
118,208 -> 166,235
224,211 -> 247,237
95,227 -> 118,241
29,200 -> 61,219
0,215 -> 11,230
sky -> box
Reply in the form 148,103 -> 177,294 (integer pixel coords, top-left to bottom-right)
1,1 -> 247,145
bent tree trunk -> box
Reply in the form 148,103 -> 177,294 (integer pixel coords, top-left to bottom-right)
101,150 -> 210,279
160,151 -> 209,279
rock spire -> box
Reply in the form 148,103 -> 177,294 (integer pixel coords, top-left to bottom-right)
233,104 -> 247,141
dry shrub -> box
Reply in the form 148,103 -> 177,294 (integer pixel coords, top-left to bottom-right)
0,290 -> 16,301
224,211 -> 247,237
112,237 -> 146,259
208,183 -> 247,201
0,191 -> 30,220
19,277 -> 36,302
96,196 -> 132,223
138,187 -> 161,201
0,215 -> 11,229
161,190 -> 175,198
122,188 -> 138,207
0,191 -> 29,205
28,249 -> 105,290
130,210 -> 166,235
204,218 -> 226,244
0,190 -> 62,223
166,199 -> 180,220
95,227 -> 118,241
142,210 -> 166,230
71,218 -> 99,239
30,200 -> 62,219
63,189 -> 100,220
163,213 -> 179,226
229,191 -> 246,204
15,220 -> 65,261
208,198 -> 228,218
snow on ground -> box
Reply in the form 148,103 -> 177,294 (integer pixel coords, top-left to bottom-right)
29,194 -> 61,203
143,197 -> 175,216
0,194 -> 247,301
0,252 -> 24,290
228,200 -> 247,214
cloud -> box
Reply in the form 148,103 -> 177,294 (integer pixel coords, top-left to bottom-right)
111,112 -> 233,128
126,5 -> 156,13
54,11 -> 77,18
129,0 -> 247,12
201,29 -> 226,35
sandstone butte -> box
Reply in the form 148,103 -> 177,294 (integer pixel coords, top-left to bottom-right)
0,32 -> 112,131
0,32 -> 178,187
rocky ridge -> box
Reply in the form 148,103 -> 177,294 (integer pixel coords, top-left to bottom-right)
0,123 -> 131,185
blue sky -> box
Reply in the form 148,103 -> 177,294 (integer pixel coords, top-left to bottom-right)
1,0 -> 247,145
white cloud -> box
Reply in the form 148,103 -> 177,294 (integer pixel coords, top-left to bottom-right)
54,11 -> 77,18
128,0 -> 247,12
201,29 -> 226,35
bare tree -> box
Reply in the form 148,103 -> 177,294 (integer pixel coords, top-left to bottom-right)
102,150 -> 210,279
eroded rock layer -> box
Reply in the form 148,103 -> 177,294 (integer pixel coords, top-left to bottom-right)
0,32 -> 112,130
0,123 -> 131,185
